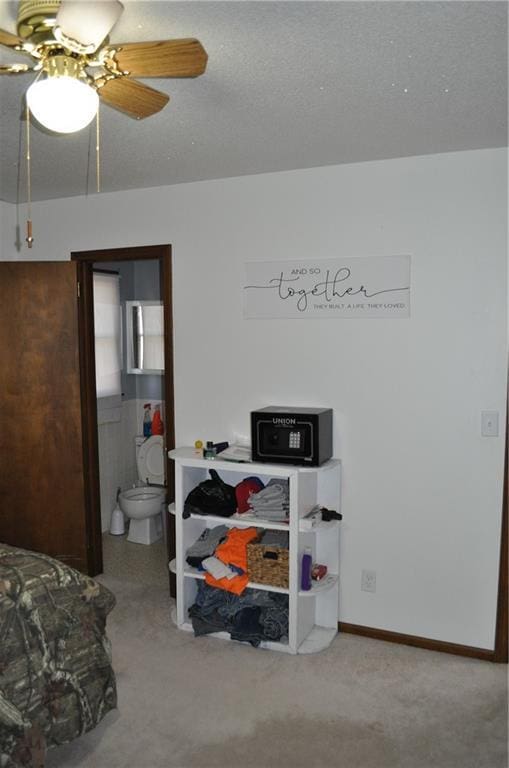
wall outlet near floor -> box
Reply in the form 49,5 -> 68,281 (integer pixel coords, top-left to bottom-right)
361,569 -> 377,593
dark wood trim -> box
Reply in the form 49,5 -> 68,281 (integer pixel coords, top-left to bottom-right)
72,244 -> 175,580
160,251 -> 176,597
74,260 -> 103,576
72,245 -> 168,262
494,393 -> 508,663
338,622 -> 496,661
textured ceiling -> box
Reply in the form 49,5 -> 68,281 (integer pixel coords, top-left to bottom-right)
0,1 -> 507,203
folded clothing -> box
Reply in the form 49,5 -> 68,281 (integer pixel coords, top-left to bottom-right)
247,478 -> 290,521
189,582 -> 289,646
186,525 -> 229,568
260,604 -> 290,641
205,527 -> 258,595
193,582 -> 278,616
259,530 -> 289,549
247,507 -> 289,520
230,607 -> 264,647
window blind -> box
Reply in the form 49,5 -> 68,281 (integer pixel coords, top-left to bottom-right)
93,272 -> 121,398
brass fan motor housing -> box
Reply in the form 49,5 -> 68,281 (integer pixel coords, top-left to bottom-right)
42,53 -> 85,80
17,0 -> 60,43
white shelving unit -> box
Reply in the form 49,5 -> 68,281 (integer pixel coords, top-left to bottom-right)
169,447 -> 341,654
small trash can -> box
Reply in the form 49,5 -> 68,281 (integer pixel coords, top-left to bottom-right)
110,504 -> 125,536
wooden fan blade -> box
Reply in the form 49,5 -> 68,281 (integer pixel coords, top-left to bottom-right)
98,77 -> 169,119
0,28 -> 24,49
112,39 -> 207,78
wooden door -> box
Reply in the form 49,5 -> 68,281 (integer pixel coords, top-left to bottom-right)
0,262 -> 94,573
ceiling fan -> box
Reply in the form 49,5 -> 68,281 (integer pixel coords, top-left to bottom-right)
0,0 -> 208,133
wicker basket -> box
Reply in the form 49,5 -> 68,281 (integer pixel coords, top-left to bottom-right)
246,536 -> 289,589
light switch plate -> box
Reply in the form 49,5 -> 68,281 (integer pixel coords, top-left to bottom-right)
481,411 -> 499,437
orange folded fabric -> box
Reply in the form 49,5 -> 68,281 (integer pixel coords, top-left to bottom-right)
205,527 -> 258,595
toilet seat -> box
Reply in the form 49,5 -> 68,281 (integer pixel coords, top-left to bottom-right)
137,435 -> 165,485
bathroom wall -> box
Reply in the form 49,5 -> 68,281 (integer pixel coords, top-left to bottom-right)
96,258 -> 165,531
97,399 -> 138,531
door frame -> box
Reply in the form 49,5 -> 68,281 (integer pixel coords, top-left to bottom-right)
71,245 -> 175,579
494,395 -> 508,663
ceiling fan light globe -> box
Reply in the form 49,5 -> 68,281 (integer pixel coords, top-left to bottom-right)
27,76 -> 99,133
55,0 -> 124,53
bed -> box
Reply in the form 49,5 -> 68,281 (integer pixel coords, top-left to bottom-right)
0,543 -> 117,768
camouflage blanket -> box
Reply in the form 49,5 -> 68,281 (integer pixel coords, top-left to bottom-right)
0,544 -> 117,768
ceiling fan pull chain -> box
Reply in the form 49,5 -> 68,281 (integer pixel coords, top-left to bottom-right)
25,103 -> 33,249
96,104 -> 101,194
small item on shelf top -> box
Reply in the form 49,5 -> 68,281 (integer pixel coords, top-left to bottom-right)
194,440 -> 203,457
301,505 -> 343,527
300,504 -> 322,530
219,444 -> 252,463
311,564 -> 328,581
203,441 -> 217,460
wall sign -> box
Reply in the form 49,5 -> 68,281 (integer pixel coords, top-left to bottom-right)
243,255 -> 411,319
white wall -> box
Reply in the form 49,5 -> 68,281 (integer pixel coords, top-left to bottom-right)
97,399 -> 138,532
1,148 -> 506,650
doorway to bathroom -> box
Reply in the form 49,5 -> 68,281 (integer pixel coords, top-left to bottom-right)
71,245 -> 176,593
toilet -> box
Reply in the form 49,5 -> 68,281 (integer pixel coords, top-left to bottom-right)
119,435 -> 166,545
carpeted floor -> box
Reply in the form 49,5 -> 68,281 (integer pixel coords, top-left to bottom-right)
45,534 -> 508,768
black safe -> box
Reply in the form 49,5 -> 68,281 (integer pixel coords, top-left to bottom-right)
251,406 -> 333,466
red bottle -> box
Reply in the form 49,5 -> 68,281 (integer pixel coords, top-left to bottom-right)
151,405 -> 164,436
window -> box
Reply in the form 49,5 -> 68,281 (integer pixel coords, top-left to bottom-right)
126,301 -> 164,373
93,272 -> 121,398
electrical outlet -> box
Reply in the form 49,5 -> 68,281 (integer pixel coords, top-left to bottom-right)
361,569 -> 376,593
481,411 -> 499,437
